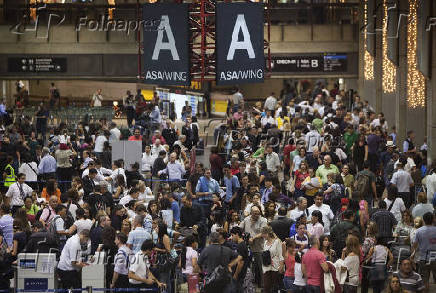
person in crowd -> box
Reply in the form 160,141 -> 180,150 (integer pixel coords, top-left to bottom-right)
412,212 -> 436,292
308,193 -> 334,235
56,229 -> 91,289
5,173 -> 33,215
270,206 -> 294,241
127,215 -> 152,254
387,275 -> 408,293
307,210 -> 324,239
229,226 -> 249,293
240,205 -> 267,287
0,204 -> 13,248
38,147 -> 57,182
391,162 -> 414,209
301,168 -> 322,207
315,154 -> 339,184
198,232 -> 237,293
302,235 -> 329,292
265,144 -> 281,174
128,240 -> 165,290
384,184 -> 406,222
365,236 -> 393,293
394,210 -> 414,242
91,89 -> 103,107
261,225 -> 284,293
342,235 -> 361,293
330,209 -> 360,257
180,234 -> 200,278
91,214 -> 111,254
412,192 -> 434,218
41,178 -> 61,202
371,200 -> 398,242
393,259 -> 425,293
319,235 -> 336,262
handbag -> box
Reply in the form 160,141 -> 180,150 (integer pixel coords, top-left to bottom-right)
155,250 -> 178,273
203,246 -> 231,293
288,175 -> 296,194
262,250 -> 272,266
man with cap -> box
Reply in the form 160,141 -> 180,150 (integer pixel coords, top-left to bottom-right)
38,147 -> 57,183
380,141 -> 396,183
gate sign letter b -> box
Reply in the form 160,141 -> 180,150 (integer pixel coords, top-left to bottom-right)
143,4 -> 190,86
216,3 -> 264,85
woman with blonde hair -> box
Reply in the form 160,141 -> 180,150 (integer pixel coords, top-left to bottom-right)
261,225 -> 284,293
342,235 -> 361,293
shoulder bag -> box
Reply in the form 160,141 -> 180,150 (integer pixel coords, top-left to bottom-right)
203,246 -> 231,292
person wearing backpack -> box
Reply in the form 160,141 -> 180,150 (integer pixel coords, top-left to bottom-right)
229,227 -> 251,293
48,204 -> 69,251
198,232 -> 238,293
330,210 -> 360,257
38,195 -> 58,228
354,161 -> 377,207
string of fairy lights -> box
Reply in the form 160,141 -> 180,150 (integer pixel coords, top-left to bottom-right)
407,0 -> 426,108
382,0 -> 396,93
364,0 -> 374,81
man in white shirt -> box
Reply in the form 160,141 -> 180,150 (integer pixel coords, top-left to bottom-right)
94,130 -> 109,158
391,162 -> 414,209
264,93 -> 277,112
307,194 -> 335,235
305,125 -> 321,153
151,139 -> 166,157
5,173 -> 33,215
261,110 -> 277,128
289,197 -> 308,221
265,144 -> 280,174
109,122 -> 121,142
107,160 -> 127,186
142,145 -> 155,173
81,161 -> 107,184
57,229 -> 91,289
91,89 -> 103,107
128,239 -> 165,290
232,88 -> 244,111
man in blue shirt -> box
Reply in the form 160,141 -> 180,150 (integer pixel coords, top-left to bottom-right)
0,204 -> 13,248
195,168 -> 220,218
159,152 -> 186,182
222,165 -> 240,208
127,215 -> 152,254
261,177 -> 273,204
169,194 -> 180,223
38,147 -> 57,182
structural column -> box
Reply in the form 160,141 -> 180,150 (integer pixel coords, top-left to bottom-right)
426,5 -> 436,165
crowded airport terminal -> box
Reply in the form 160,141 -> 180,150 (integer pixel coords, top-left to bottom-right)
0,0 -> 436,292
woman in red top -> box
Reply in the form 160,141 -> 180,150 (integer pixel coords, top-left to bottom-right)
283,238 -> 297,293
283,138 -> 296,176
293,161 -> 309,198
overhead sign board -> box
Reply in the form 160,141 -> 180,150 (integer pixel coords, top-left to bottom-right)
8,57 -> 67,73
216,3 -> 264,85
142,3 -> 190,86
269,54 -> 347,73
